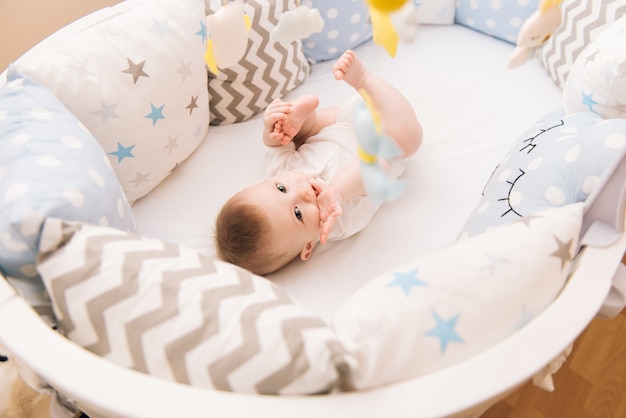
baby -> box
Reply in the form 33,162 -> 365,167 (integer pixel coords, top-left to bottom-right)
215,50 -> 422,275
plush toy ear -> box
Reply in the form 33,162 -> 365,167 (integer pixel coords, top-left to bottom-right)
204,0 -> 251,74
507,46 -> 534,68
508,2 -> 562,69
516,6 -> 561,48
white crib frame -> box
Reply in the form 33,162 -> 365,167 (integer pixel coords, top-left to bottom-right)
1,2 -> 626,416
1,210 -> 625,418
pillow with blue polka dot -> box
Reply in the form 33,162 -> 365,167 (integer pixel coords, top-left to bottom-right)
458,108 -> 626,238
563,16 -> 626,119
302,0 -> 373,64
0,67 -> 136,321
454,0 -> 540,44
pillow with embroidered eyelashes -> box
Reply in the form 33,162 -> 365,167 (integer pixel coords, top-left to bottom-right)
459,109 -> 626,238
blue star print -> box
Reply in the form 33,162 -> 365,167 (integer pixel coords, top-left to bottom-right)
581,90 -> 598,112
152,18 -> 171,39
109,143 -> 135,163
425,310 -> 464,354
145,103 -> 165,126
195,20 -> 207,43
385,268 -> 427,296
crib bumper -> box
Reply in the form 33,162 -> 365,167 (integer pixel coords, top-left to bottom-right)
1,226 -> 624,418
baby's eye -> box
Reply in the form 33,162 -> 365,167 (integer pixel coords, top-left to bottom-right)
294,207 -> 303,221
276,183 -> 287,193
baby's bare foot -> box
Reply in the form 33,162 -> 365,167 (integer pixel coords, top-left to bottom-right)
333,50 -> 369,89
280,94 -> 319,140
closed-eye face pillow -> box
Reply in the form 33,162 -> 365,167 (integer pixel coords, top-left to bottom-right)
0,67 -> 135,320
460,109 -> 626,238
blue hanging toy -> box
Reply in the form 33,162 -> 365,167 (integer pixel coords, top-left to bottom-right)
354,89 -> 406,204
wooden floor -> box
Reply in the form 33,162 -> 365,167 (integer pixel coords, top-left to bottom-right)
2,2 -> 626,417
481,285 -> 626,418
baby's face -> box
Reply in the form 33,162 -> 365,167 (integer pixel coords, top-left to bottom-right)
241,170 -> 323,257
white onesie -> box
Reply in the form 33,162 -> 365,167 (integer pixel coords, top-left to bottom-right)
265,96 -> 406,241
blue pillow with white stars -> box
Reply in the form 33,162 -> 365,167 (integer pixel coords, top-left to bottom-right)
460,109 -> 626,238
563,16 -> 626,119
13,0 -> 209,204
0,66 -> 135,318
333,203 -> 583,390
455,0 -> 540,44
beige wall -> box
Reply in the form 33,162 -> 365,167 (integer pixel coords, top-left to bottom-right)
0,0 -> 122,71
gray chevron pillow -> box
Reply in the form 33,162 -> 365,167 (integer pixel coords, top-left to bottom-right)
206,0 -> 310,125
36,218 -> 354,395
539,0 -> 626,89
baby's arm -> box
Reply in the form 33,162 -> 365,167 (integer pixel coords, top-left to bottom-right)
317,161 -> 365,244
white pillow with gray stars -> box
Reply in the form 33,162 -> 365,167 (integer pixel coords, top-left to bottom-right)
563,16 -> 626,119
333,203 -> 583,390
13,0 -> 209,203
460,109 -> 626,238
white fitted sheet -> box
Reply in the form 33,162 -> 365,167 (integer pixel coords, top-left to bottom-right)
132,24 -> 563,322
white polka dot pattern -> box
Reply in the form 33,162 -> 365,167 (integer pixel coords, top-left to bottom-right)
14,0 -> 210,203
0,67 -> 135,312
301,0 -> 456,63
455,0 -> 539,44
302,0 -> 372,63
461,109 -> 626,237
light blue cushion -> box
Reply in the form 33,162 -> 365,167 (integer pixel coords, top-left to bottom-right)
302,0 -> 373,63
460,109 -> 626,237
0,67 -> 135,312
455,0 -> 540,44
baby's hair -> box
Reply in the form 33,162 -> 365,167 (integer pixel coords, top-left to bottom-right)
215,196 -> 294,275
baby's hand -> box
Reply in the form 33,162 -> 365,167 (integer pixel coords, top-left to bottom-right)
263,99 -> 293,145
316,184 -> 344,245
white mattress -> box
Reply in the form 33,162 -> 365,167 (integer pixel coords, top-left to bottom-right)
132,24 -> 563,322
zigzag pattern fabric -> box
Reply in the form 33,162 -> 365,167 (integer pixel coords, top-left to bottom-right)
207,0 -> 310,125
37,219 -> 353,394
539,0 -> 626,88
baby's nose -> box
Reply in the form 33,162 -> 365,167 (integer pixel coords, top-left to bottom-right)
299,185 -> 312,202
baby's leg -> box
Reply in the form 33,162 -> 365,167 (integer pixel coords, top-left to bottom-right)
333,50 -> 422,158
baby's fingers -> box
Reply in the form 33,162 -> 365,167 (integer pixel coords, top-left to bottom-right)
319,218 -> 335,245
